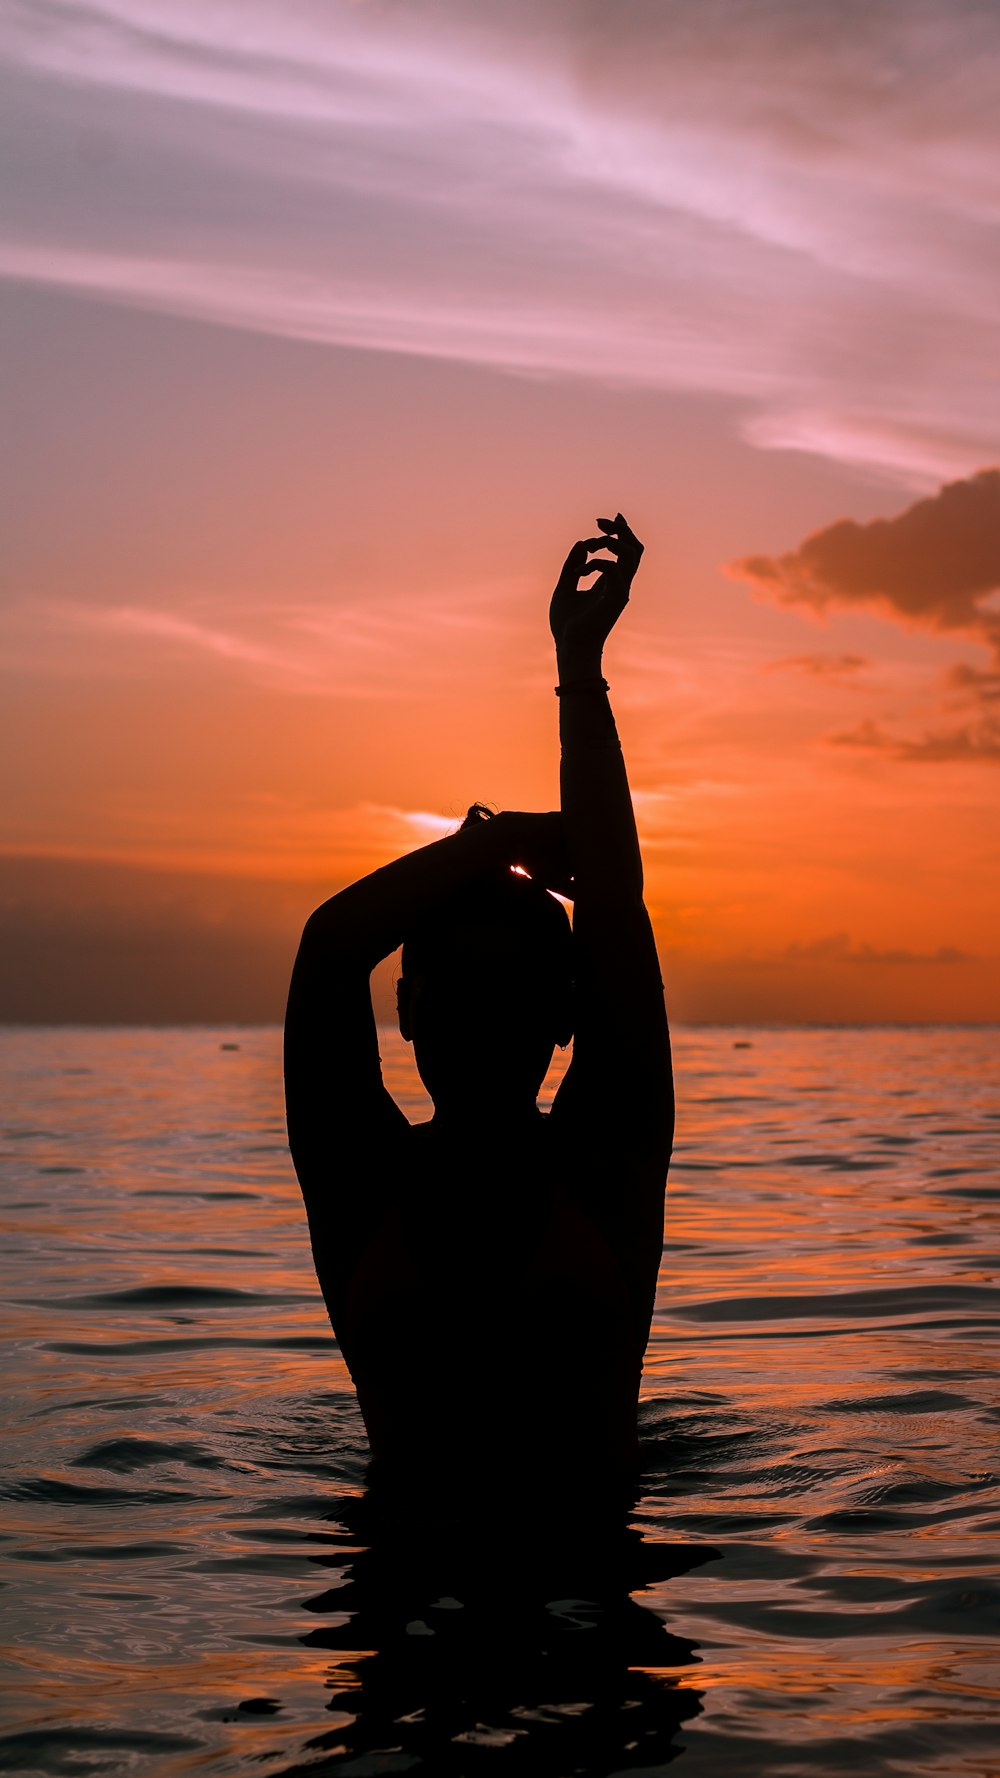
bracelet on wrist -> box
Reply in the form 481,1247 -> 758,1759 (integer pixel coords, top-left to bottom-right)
555,677 -> 609,696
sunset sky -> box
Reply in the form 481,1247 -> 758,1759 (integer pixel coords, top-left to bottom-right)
2,0 -> 999,1022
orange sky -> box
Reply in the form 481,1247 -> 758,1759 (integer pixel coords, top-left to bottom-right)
2,2 -> 998,1022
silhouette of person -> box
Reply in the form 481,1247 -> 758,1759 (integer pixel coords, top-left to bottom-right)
284,514 -> 673,1496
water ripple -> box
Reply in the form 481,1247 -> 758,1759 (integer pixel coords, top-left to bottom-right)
0,1023 -> 997,1778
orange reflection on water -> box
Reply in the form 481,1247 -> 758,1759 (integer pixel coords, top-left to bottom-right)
1,1023 -> 997,1774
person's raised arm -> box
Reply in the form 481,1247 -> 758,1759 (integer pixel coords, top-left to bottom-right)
550,514 -> 673,1158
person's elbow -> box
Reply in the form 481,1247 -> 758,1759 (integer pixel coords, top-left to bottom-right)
297,891 -> 377,968
295,900 -> 349,967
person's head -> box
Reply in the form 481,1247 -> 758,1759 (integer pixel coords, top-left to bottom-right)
396,806 -> 573,1113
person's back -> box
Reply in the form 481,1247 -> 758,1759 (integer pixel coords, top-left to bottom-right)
284,515 -> 673,1494
339,1114 -> 645,1486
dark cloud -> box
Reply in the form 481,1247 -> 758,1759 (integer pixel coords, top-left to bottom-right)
783,932 -> 975,965
729,469 -> 1000,648
832,718 -> 1000,764
945,662 -> 1000,704
732,469 -> 1000,763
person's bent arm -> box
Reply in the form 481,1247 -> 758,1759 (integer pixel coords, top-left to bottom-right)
284,810 -> 566,1179
284,809 -> 565,1320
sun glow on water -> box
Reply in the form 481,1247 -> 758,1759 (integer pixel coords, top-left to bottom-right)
1,1024 -> 997,1774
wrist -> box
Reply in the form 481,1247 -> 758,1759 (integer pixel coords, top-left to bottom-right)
556,646 -> 604,679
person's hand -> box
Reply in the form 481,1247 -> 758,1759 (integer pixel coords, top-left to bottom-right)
498,811 -> 573,899
549,512 -> 643,664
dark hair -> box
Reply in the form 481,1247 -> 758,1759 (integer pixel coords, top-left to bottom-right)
400,805 -> 573,987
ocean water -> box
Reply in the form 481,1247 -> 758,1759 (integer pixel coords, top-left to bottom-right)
1,1024 -> 998,1778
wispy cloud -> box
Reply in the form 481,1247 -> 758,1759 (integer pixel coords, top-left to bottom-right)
2,0 -> 999,481
769,653 -> 868,679
0,587 -> 518,698
831,717 -> 1000,764
100,605 -> 298,672
0,798 -> 459,880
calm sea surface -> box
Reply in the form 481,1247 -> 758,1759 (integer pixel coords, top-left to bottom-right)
1,1025 -> 998,1777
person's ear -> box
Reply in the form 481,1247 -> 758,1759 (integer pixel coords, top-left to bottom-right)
396,975 -> 413,1043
